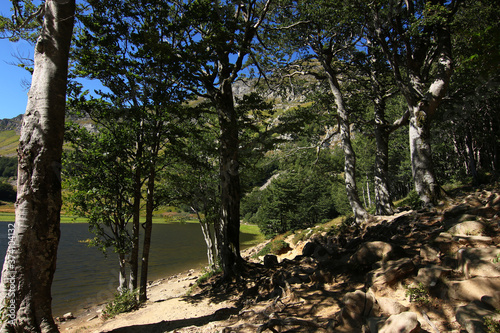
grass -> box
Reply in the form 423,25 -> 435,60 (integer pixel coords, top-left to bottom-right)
241,223 -> 266,247
0,130 -> 20,157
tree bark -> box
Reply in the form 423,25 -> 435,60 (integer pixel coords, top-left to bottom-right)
319,59 -> 368,223
373,98 -> 395,215
408,102 -> 441,205
0,1 -> 75,332
214,81 -> 242,279
129,140 -> 143,291
118,253 -> 128,293
139,165 -> 155,302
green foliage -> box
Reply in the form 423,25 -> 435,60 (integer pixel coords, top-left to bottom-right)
0,182 -> 16,202
396,190 -> 423,210
493,253 -> 500,264
0,157 -> 17,178
255,239 -> 290,257
102,289 -> 140,319
484,316 -> 500,333
405,283 -> 431,306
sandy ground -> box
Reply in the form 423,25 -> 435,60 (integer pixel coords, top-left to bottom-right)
58,268 -> 235,333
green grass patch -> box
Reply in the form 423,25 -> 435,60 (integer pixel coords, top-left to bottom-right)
0,130 -> 20,157
241,223 -> 265,247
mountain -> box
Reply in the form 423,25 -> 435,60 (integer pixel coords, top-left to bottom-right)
0,114 -> 23,133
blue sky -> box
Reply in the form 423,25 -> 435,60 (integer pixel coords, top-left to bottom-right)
0,2 -> 33,120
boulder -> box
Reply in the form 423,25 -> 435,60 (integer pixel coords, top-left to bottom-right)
349,241 -> 404,268
481,291 -> 500,310
415,265 -> 452,287
340,290 -> 377,324
447,220 -> 486,236
457,247 -> 500,278
263,254 -> 278,267
376,297 -> 409,316
419,245 -> 440,263
369,258 -> 415,294
456,300 -> 500,333
378,311 -> 421,333
448,277 -> 500,302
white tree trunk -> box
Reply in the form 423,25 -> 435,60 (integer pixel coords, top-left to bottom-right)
0,1 -> 75,331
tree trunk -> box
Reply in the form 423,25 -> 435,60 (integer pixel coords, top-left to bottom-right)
139,166 -> 155,302
198,214 -> 216,270
215,81 -> 242,279
464,131 -> 478,185
129,141 -> 143,291
0,1 -> 75,332
118,253 -> 128,293
408,103 -> 440,206
320,59 -> 368,223
374,104 -> 394,215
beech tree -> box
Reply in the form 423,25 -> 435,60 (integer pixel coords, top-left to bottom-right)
165,0 -> 273,278
362,0 -> 460,205
0,0 -> 75,331
72,0 -> 189,301
268,0 -> 369,222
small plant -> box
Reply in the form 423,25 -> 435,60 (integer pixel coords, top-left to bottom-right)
493,253 -> 500,264
102,289 -> 140,319
186,267 -> 223,295
484,316 -> 500,333
405,283 -> 430,306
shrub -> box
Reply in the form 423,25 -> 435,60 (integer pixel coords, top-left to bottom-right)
102,289 -> 139,319
0,182 -> 16,202
484,316 -> 500,333
255,239 -> 290,257
405,283 -> 430,306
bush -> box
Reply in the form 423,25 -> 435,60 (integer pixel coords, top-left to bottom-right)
255,239 -> 290,257
0,182 -> 16,202
0,157 -> 17,178
102,289 -> 139,319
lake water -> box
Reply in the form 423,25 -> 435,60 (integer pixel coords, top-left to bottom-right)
0,222 -> 258,316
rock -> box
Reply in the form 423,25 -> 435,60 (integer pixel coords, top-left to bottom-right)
458,247 -> 500,278
366,316 -> 387,333
448,277 -> 500,302
419,245 -> 440,263
415,265 -> 452,287
340,290 -> 377,324
302,241 -> 316,256
60,312 -> 75,321
447,220 -> 486,236
376,297 -> 409,316
456,300 -> 500,333
349,241 -> 404,268
481,291 -> 500,310
263,254 -> 278,267
378,311 -> 421,333
369,258 -> 415,294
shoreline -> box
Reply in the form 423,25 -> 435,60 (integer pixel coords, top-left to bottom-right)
58,243 -> 267,333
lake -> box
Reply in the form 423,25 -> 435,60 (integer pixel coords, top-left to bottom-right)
0,221 -> 258,316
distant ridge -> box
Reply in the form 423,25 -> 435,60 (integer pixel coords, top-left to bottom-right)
0,114 -> 23,134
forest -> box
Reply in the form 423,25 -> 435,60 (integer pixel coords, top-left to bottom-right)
0,0 -> 499,332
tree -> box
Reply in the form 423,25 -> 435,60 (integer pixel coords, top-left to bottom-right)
64,110 -> 137,293
72,0 -> 190,301
268,0 -> 369,222
363,0 -> 459,205
165,0 -> 273,278
0,0 -> 75,331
